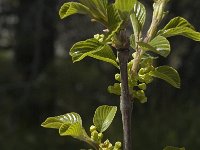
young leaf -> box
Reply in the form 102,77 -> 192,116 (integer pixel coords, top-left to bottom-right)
137,36 -> 170,57
149,66 -> 181,88
79,0 -> 108,24
158,17 -> 200,41
148,36 -> 171,57
133,2 -> 146,29
105,4 -> 123,41
59,122 -> 89,141
88,47 -> 119,68
70,38 -> 118,67
59,2 -> 91,19
93,105 -> 117,133
161,17 -> 195,31
41,113 -> 82,129
163,146 -> 185,150
130,1 -> 146,40
114,0 -> 137,20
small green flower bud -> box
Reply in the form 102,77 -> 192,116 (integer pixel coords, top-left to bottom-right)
138,83 -> 146,90
140,97 -> 147,103
90,125 -> 96,133
94,34 -> 100,39
114,142 -> 122,149
132,52 -> 137,58
98,133 -> 103,140
91,131 -> 98,142
104,139 -> 111,147
136,90 -> 145,97
115,74 -> 121,82
128,61 -> 133,70
143,74 -> 153,84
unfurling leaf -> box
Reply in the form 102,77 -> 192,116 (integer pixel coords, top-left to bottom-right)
70,38 -> 118,67
59,2 -> 91,19
79,0 -> 108,24
59,122 -> 89,141
163,146 -> 185,150
130,1 -> 146,40
93,105 -> 117,133
41,113 -> 82,129
114,0 -> 137,20
105,4 -> 123,41
158,17 -> 200,41
149,66 -> 180,88
137,36 -> 170,57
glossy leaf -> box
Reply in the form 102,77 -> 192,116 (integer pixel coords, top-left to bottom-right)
159,17 -> 200,41
88,47 -> 119,68
149,66 -> 180,88
130,1 -> 146,39
79,0 -> 108,24
41,113 -> 82,129
70,38 -> 118,67
133,2 -> 146,29
137,36 -> 170,57
163,146 -> 185,150
93,105 -> 117,133
149,36 -> 171,57
114,0 -> 137,20
59,122 -> 89,141
106,4 -> 123,41
161,17 -> 195,31
59,2 -> 91,19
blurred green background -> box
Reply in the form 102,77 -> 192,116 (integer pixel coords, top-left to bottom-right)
0,0 -> 200,150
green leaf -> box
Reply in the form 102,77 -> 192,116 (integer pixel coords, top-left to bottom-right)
70,38 -> 118,67
149,66 -> 181,88
149,36 -> 171,57
88,47 -> 119,68
79,0 -> 108,24
130,34 -> 136,49
161,17 -> 195,31
130,1 -> 146,40
41,113 -> 82,129
114,0 -> 137,20
133,2 -> 146,30
158,17 -> 200,41
59,122 -> 89,141
163,146 -> 185,150
105,4 -> 123,41
93,105 -> 117,133
137,36 -> 170,57
59,2 -> 91,19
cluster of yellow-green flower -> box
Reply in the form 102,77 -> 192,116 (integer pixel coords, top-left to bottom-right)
94,34 -> 104,43
90,125 -> 122,150
108,55 -> 155,103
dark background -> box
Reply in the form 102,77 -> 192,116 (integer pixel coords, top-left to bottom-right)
0,0 -> 200,150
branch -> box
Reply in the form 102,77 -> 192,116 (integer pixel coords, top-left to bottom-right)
131,0 -> 169,76
118,49 -> 133,150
